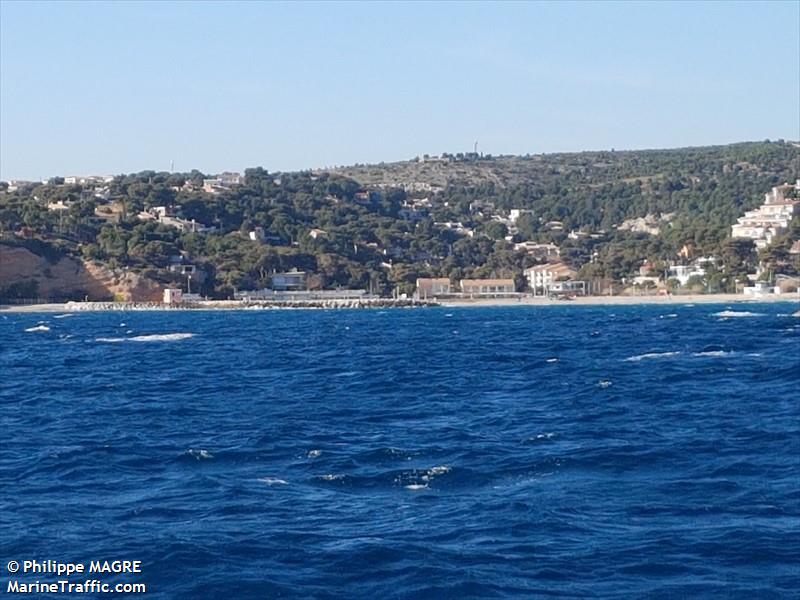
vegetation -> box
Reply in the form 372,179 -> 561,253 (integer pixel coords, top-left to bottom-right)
1,141 -> 798,298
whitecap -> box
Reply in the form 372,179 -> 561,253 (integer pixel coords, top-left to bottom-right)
660,314 -> 678,319
97,333 -> 194,343
258,477 -> 288,486
119,322 -> 126,327
320,474 -> 344,481
546,358 -> 558,363
131,333 -> 194,342
692,350 -> 734,357
186,448 -> 213,460
598,380 -> 613,388
405,484 -> 429,491
747,353 -> 763,357
713,310 -> 764,318
24,325 -> 50,332
444,313 -> 453,317
625,351 -> 681,362
536,432 -> 555,440
53,314 -> 75,319
307,449 -> 322,458
428,465 -> 450,476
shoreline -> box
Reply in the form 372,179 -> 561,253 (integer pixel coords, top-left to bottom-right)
440,293 -> 800,308
1,293 -> 797,313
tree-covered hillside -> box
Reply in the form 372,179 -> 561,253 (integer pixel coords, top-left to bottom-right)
1,141 -> 798,299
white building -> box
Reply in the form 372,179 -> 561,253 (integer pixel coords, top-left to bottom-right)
524,262 -> 577,295
668,264 -> 706,286
731,181 -> 800,249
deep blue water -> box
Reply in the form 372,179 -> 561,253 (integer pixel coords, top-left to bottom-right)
1,304 -> 799,598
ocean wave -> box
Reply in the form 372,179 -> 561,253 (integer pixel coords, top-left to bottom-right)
258,477 -> 288,486
394,466 -> 452,489
713,310 -> 764,318
404,484 -> 429,491
598,380 -> 613,388
185,448 -> 213,460
625,351 -> 681,362
24,325 -> 50,332
307,449 -> 322,458
692,350 -> 734,357
659,314 -> 678,319
96,333 -> 195,343
53,313 -> 75,319
546,358 -> 559,363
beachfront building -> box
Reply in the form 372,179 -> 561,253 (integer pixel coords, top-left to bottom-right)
731,181 -> 800,249
415,278 -> 452,299
459,278 -> 516,296
163,288 -> 182,305
524,262 -> 577,296
667,264 -> 706,286
549,280 -> 587,297
271,270 -> 307,291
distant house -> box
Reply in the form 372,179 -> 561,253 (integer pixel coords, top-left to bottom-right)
525,262 -> 577,296
731,181 -> 800,249
309,228 -> 327,240
514,242 -> 560,259
460,278 -> 516,296
415,278 -> 452,299
271,270 -> 307,291
668,264 -> 706,286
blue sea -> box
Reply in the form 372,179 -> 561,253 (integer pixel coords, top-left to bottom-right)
1,304 -> 799,598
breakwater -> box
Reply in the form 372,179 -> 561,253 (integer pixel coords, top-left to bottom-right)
57,298 -> 439,311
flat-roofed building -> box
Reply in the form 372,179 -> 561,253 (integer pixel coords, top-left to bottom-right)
460,278 -> 516,296
271,270 -> 307,291
415,278 -> 452,299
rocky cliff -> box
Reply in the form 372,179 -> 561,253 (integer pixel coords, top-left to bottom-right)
0,244 -> 163,302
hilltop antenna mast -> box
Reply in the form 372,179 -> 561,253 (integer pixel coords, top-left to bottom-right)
474,140 -> 478,154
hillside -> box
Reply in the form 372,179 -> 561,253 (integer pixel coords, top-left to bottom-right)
1,141 -> 798,301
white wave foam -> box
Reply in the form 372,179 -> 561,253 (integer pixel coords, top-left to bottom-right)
692,350 -> 734,357
546,358 -> 559,363
131,333 -> 195,342
320,474 -> 343,481
659,314 -> 678,319
428,465 -> 451,476
258,477 -> 288,486
625,351 -> 681,362
530,432 -> 555,441
405,484 -> 429,491
96,333 -> 194,343
307,449 -> 322,458
25,325 -> 50,332
713,310 -> 764,318
598,380 -> 613,388
186,448 -> 213,460
747,353 -> 763,357
53,313 -> 75,319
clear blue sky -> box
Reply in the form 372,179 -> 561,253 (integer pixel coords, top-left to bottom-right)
1,0 -> 798,180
